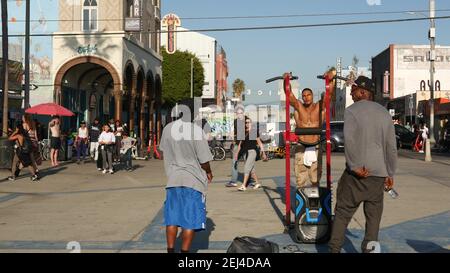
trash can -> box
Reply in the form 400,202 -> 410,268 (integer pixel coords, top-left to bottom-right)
67,138 -> 74,160
0,137 -> 14,169
58,136 -> 68,162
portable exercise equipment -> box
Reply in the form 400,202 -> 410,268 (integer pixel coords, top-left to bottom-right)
266,72 -> 345,243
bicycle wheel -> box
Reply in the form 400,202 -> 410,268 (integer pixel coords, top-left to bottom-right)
214,147 -> 226,161
42,146 -> 50,161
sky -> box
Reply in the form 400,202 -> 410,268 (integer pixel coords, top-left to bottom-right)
4,0 -> 59,61
162,0 -> 450,104
2,0 -> 450,105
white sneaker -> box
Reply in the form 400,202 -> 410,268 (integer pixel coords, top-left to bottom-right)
238,185 -> 247,191
109,169 -> 114,174
102,169 -> 107,174
253,183 -> 262,189
97,168 -> 102,171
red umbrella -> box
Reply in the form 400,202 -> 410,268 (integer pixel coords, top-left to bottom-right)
25,103 -> 75,117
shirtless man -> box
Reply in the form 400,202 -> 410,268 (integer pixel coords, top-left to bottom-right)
284,70 -> 336,188
49,116 -> 61,167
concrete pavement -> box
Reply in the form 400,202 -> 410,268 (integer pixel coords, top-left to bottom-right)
0,151 -> 449,253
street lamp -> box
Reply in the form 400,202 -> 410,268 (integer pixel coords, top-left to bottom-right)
407,0 -> 436,162
190,57 -> 194,98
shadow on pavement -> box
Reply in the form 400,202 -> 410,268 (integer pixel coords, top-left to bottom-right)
406,239 -> 450,253
175,218 -> 216,253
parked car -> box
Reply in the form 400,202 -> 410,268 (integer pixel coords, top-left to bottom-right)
320,121 -> 345,152
394,124 -> 416,149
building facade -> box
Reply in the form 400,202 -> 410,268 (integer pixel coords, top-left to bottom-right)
50,0 -> 163,143
372,44 -> 450,139
215,45 -> 228,109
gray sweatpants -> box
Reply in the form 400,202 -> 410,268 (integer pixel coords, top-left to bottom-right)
328,170 -> 385,253
244,149 -> 257,176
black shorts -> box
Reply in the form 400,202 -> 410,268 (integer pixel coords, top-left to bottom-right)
51,137 -> 61,150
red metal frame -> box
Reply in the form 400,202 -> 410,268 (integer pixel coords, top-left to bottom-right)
325,77 -> 332,190
283,74 -> 292,226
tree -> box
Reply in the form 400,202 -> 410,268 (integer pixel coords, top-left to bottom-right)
1,0 -> 8,136
161,47 -> 205,107
232,78 -> 245,99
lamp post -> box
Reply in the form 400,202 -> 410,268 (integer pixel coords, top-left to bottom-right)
426,0 -> 436,162
24,0 -> 30,109
407,1 -> 436,162
190,57 -> 194,98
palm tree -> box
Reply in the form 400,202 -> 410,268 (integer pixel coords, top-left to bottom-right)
232,78 -> 245,99
1,0 -> 9,136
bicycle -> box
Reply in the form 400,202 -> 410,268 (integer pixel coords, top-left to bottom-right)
210,145 -> 226,161
37,139 -> 50,161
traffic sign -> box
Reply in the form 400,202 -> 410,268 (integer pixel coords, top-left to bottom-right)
22,84 -> 38,90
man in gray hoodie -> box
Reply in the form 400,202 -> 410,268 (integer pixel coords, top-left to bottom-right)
329,76 -> 397,253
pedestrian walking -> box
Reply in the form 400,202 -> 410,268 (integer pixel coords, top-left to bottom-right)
76,121 -> 89,164
89,118 -> 101,169
98,124 -> 116,174
22,113 -> 40,176
236,116 -> 267,191
419,122 -> 429,153
49,116 -> 61,167
114,120 -> 124,162
328,76 -> 397,253
160,99 -> 213,253
8,122 -> 39,182
120,131 -> 136,171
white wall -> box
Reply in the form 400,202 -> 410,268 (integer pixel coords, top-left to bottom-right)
161,27 -> 216,99
393,45 -> 450,98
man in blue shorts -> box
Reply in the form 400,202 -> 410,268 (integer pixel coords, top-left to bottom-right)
160,98 -> 213,253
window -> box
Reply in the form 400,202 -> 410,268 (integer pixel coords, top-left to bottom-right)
83,0 -> 98,32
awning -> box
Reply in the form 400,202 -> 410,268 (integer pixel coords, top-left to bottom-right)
418,98 -> 450,116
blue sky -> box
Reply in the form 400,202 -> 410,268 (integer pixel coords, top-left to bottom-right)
163,0 -> 450,104
5,0 -> 58,60
2,0 -> 450,105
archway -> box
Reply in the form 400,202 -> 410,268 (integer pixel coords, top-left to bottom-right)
53,56 -> 121,131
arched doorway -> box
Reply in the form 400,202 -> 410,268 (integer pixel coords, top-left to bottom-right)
54,56 -> 121,131
145,71 -> 155,146
155,74 -> 162,143
134,67 -> 145,139
123,62 -> 135,127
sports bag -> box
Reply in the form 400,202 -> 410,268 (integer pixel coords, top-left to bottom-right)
226,236 -> 279,253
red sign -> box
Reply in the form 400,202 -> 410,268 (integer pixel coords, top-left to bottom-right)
162,14 -> 181,55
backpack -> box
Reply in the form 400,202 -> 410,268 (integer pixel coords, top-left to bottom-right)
226,236 -> 279,253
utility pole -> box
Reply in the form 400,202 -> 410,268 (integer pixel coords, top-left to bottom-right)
425,0 -> 435,162
24,0 -> 30,109
190,57 -> 194,98
1,0 -> 9,137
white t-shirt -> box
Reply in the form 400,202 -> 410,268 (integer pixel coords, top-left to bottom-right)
160,120 -> 213,195
78,127 -> 88,138
422,127 -> 429,139
98,132 -> 116,144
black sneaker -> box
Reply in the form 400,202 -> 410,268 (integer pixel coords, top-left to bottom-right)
7,176 -> 15,181
31,175 -> 39,182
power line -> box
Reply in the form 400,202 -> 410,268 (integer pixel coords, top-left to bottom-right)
4,15 -> 450,37
181,9 -> 450,20
5,8 -> 450,23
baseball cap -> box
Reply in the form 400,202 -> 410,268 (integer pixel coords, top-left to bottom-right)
354,76 -> 376,93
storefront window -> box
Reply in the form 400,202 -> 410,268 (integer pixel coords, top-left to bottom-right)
83,0 -> 98,32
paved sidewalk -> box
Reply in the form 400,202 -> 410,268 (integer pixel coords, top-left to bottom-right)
0,152 -> 448,253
